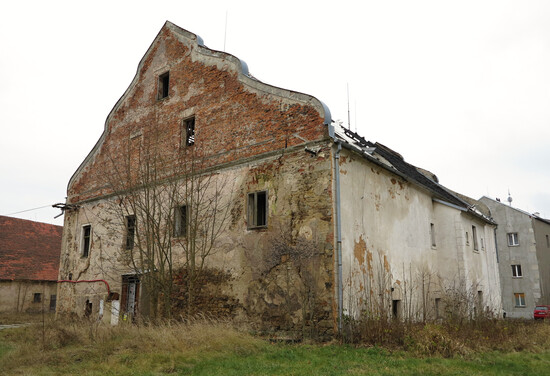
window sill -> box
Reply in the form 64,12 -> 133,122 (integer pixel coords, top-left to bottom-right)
515,305 -> 526,308
512,276 -> 523,279
247,225 -> 268,231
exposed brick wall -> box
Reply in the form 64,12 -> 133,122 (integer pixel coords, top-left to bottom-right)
69,24 -> 328,204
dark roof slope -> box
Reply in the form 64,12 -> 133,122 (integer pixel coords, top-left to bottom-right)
369,142 -> 468,208
0,216 -> 62,281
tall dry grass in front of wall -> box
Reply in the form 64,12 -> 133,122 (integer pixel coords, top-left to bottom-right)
0,315 -> 263,373
340,253 -> 550,356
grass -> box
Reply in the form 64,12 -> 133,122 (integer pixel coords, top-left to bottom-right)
1,315 -> 550,375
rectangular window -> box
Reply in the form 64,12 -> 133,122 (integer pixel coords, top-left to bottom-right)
508,232 -> 519,246
514,293 -> 526,307
33,293 -> 41,303
512,264 -> 522,278
82,225 -> 91,257
465,231 -> 469,246
247,191 -> 268,229
481,237 -> 485,250
184,116 -> 195,146
126,215 -> 136,250
174,205 -> 188,237
158,71 -> 170,99
49,295 -> 57,312
546,235 -> 549,248
472,225 -> 478,251
430,223 -> 436,247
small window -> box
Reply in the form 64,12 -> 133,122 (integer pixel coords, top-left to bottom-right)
512,264 -> 522,278
472,225 -> 478,251
82,225 -> 91,257
174,205 -> 188,237
465,232 -> 469,246
183,116 -> 195,146
507,232 -> 519,246
50,295 -> 57,312
514,293 -> 526,307
248,191 -> 268,229
33,293 -> 41,303
481,237 -> 485,250
546,235 -> 549,248
430,223 -> 436,247
158,71 -> 170,99
126,215 -> 136,250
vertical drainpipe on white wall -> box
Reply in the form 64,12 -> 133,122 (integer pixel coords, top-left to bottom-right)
334,141 -> 343,333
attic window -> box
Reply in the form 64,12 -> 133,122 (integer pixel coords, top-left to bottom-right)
158,71 -> 170,99
184,116 -> 195,146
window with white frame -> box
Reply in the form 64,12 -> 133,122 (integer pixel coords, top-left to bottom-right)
514,293 -> 526,307
507,232 -> 519,246
511,264 -> 522,278
81,224 -> 91,257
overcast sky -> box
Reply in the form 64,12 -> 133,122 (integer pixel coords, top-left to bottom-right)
1,0 -> 549,226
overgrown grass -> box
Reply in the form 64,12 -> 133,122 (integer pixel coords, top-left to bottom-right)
1,315 -> 550,375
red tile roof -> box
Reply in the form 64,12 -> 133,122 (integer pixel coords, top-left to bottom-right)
0,216 -> 62,281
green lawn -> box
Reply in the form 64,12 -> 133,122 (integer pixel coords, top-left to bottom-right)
1,319 -> 549,375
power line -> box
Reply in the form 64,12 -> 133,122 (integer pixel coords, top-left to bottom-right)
3,204 -> 55,216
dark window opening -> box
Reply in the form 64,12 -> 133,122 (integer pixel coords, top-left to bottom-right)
85,300 -> 92,317
33,293 -> 41,303
82,225 -> 91,257
158,71 -> 170,99
392,300 -> 401,319
49,295 -> 57,312
185,117 -> 195,146
512,264 -> 522,277
174,205 -> 188,237
248,191 -> 268,229
126,215 -> 136,250
472,225 -> 478,251
430,223 -> 436,247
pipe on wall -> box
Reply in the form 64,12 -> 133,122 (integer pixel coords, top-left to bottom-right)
334,141 -> 343,333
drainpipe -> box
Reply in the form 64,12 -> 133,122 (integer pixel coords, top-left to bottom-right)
334,141 -> 343,333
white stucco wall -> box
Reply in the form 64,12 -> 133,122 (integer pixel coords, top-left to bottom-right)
338,148 -> 501,320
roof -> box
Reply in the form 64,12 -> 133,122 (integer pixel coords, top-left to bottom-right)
334,125 -> 494,224
480,196 -> 550,225
0,216 -> 62,281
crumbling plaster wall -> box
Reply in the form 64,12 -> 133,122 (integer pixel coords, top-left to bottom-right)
338,149 -> 501,320
58,145 -> 335,335
58,22 -> 335,335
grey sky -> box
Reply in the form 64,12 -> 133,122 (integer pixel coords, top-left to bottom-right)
1,0 -> 549,225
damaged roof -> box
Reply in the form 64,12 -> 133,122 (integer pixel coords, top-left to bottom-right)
334,125 -> 494,224
0,216 -> 62,281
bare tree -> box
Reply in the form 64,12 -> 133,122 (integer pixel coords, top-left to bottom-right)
98,126 -> 232,320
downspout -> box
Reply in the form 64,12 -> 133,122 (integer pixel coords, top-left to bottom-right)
334,141 -> 343,333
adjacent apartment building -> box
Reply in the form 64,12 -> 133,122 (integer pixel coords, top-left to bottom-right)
56,21 -> 502,337
480,197 -> 550,319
